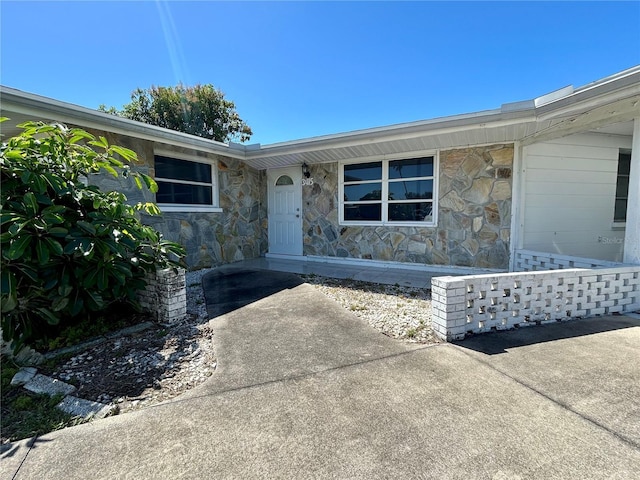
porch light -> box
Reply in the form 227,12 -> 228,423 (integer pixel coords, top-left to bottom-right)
302,162 -> 311,178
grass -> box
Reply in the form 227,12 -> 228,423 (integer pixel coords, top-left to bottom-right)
1,358 -> 83,443
2,306 -> 151,444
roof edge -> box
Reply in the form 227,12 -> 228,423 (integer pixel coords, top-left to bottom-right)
2,65 -> 638,163
248,65 -> 640,159
0,86 -> 247,160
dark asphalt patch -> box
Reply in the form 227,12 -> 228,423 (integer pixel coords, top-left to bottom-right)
202,268 -> 304,318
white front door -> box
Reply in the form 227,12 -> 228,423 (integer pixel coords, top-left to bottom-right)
267,167 -> 303,256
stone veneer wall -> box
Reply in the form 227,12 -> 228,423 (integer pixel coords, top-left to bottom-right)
303,144 -> 514,269
87,129 -> 267,269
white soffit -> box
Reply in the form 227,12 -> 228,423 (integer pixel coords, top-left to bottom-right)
243,118 -> 543,170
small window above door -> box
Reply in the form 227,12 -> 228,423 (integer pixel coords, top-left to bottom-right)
276,175 -> 294,186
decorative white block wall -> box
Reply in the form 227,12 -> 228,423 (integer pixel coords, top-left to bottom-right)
431,266 -> 640,341
138,268 -> 187,324
514,249 -> 624,272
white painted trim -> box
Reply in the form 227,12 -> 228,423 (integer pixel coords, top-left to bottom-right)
338,220 -> 436,228
154,148 -> 218,166
0,86 -> 246,160
623,117 -> 640,264
247,69 -> 640,160
158,205 -> 223,213
265,253 -> 308,261
266,166 -> 303,256
264,253 -> 505,275
153,149 -> 220,210
304,255 -> 504,275
338,148 -> 439,165
433,150 -> 440,227
3,66 -> 639,165
338,152 -> 439,227
509,141 -> 524,272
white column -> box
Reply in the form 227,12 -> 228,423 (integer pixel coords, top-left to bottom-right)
623,118 -> 640,264
508,142 -> 524,272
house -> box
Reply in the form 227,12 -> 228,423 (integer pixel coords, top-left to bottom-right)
1,66 -> 639,276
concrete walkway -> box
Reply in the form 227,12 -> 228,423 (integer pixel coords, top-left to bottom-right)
2,269 -> 640,479
232,255 -> 486,288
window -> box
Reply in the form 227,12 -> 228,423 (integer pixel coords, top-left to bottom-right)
275,175 -> 294,186
340,155 -> 437,225
154,152 -> 220,212
614,150 -> 631,223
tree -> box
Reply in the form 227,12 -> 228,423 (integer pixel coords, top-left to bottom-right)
99,84 -> 252,143
0,120 -> 185,351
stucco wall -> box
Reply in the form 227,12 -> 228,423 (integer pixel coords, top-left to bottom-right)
87,130 -> 267,269
302,144 -> 514,269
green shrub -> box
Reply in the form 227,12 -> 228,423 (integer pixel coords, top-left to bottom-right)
1,120 -> 185,352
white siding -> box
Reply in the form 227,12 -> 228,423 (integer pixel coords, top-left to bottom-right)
521,132 -> 632,262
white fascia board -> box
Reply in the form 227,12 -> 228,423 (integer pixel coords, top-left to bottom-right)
247,66 -> 639,161
534,69 -> 640,121
0,86 -> 246,160
247,108 -> 536,161
534,85 -> 575,107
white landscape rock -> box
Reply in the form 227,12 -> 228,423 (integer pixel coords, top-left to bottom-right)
57,395 -> 118,420
23,373 -> 77,396
10,367 -> 38,386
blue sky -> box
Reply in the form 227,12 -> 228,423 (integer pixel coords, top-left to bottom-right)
1,1 -> 639,145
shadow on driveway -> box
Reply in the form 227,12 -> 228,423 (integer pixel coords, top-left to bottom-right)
454,314 -> 640,355
203,268 -> 304,318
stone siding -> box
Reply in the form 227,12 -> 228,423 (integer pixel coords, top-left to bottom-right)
87,130 -> 267,269
303,144 -> 514,269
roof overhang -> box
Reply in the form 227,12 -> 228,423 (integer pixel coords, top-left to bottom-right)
1,66 -> 638,169
243,66 -> 640,169
0,86 -> 247,160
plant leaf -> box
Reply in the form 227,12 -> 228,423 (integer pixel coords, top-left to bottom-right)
76,221 -> 96,235
23,192 -> 39,216
7,235 -> 31,260
51,296 -> 69,312
35,239 -> 50,264
0,294 -> 17,312
37,307 -> 60,325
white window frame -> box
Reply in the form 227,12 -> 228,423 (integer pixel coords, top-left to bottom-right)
339,151 -> 439,227
154,149 -> 222,213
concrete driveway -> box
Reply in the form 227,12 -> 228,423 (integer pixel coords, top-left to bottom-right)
2,270 -> 639,479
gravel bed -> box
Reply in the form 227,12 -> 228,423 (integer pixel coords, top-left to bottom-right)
301,274 -> 439,344
45,269 -> 217,414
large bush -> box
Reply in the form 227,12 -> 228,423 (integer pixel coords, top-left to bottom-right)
1,120 -> 185,351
